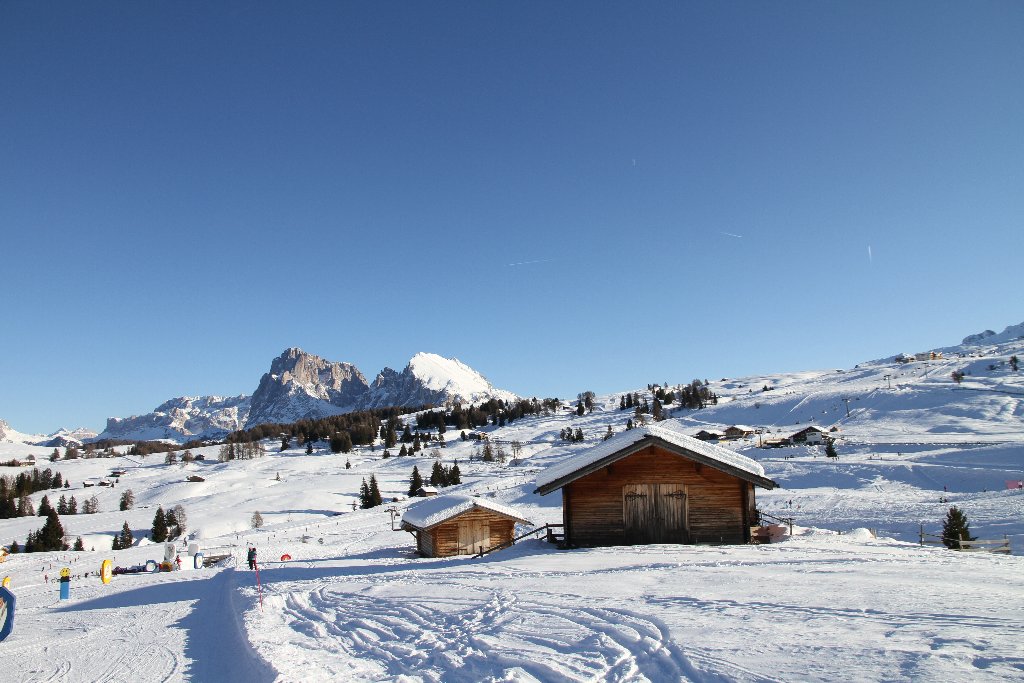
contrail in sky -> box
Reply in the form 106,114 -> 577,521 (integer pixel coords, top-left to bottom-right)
719,231 -> 743,238
868,245 -> 873,264
507,258 -> 554,267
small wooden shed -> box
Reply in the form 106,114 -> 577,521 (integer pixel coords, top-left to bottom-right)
401,495 -> 530,558
723,425 -> 756,440
535,423 -> 777,546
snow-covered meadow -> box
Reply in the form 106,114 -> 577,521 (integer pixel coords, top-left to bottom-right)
1,334 -> 1023,681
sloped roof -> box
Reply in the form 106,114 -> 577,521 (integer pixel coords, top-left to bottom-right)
534,422 -> 776,494
401,494 -> 530,531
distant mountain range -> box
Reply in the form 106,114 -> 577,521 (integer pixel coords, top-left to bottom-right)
3,321 -> 1021,447
91,349 -> 516,443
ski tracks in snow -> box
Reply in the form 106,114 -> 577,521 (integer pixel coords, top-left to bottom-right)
257,579 -> 757,682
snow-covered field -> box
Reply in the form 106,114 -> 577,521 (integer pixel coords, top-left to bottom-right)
1,334 -> 1023,681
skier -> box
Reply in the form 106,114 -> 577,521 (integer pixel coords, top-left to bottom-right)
247,546 -> 257,570
174,555 -> 182,571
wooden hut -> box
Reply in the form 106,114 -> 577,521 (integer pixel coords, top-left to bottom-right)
401,495 -> 530,558
723,425 -> 756,440
535,423 -> 776,546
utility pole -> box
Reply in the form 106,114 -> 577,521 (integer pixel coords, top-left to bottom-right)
842,397 -> 851,418
883,374 -> 891,390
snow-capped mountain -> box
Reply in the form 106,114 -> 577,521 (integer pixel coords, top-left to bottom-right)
35,426 -> 99,448
357,352 -> 518,411
0,419 -> 97,447
98,395 -> 251,443
244,348 -> 370,427
0,418 -> 43,445
958,322 -> 1024,348
92,348 -> 518,441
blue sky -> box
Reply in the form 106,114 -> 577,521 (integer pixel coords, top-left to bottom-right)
2,2 -> 1022,434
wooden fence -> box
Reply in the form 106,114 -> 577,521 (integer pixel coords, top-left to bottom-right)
919,526 -> 1012,554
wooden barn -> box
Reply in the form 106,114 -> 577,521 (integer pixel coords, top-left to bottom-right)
401,495 -> 530,558
535,423 -> 777,546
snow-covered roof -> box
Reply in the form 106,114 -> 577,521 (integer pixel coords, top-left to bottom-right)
725,424 -> 756,432
401,494 -> 530,530
535,422 -> 773,492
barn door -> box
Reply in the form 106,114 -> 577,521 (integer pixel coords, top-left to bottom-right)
656,484 -> 688,543
624,484 -> 688,544
623,484 -> 656,544
458,520 -> 490,555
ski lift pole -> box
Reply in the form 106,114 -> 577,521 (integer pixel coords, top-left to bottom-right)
254,561 -> 263,610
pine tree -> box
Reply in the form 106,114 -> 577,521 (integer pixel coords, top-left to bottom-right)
119,489 -> 135,511
825,441 -> 838,459
359,478 -> 371,509
73,536 -> 85,551
151,506 -> 169,543
368,475 -> 383,507
39,495 -> 54,517
36,510 -> 68,551
941,506 -> 976,549
57,494 -> 68,515
251,511 -> 264,528
166,508 -> 179,539
408,466 -> 423,497
114,521 -> 134,550
449,461 -> 461,485
52,472 -> 63,488
68,495 -> 78,514
1011,355 -> 1019,372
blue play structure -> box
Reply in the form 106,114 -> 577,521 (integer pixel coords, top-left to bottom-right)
0,586 -> 15,641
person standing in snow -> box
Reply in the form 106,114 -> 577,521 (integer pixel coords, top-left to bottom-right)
247,546 -> 257,570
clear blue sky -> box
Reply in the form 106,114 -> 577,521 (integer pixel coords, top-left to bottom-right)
2,2 -> 1022,434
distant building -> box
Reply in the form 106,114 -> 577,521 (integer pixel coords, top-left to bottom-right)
790,426 -> 826,444
693,430 -> 722,441
415,486 -> 439,497
723,425 -> 755,440
401,495 -> 529,557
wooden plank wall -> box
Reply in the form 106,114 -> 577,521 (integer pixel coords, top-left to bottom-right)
565,445 -> 751,546
421,508 -> 518,557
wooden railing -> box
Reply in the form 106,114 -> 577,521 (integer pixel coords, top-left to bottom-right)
919,527 -> 1011,554
476,523 -> 564,558
758,510 -> 794,537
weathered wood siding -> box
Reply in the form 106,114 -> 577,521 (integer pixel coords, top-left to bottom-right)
564,444 -> 752,546
419,508 -> 518,557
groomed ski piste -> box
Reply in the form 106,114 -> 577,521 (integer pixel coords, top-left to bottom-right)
2,336 -> 1023,681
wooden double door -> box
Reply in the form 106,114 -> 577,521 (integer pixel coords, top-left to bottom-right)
457,520 -> 490,555
623,483 -> 689,544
